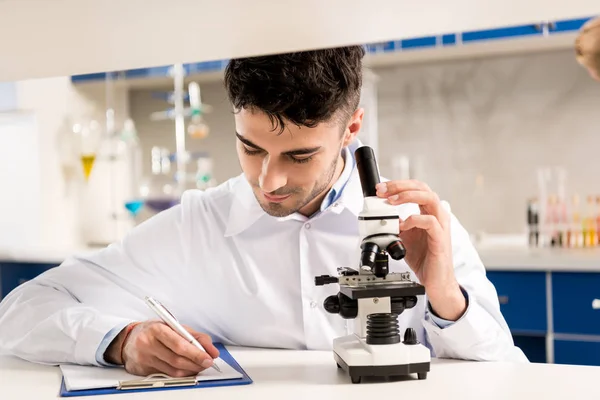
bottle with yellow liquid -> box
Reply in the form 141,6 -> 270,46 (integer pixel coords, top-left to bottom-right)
73,120 -> 101,182
587,195 -> 599,248
596,196 -> 600,246
80,154 -> 96,181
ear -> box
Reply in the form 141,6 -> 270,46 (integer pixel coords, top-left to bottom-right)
342,108 -> 364,147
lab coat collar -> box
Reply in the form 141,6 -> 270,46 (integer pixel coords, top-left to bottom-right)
335,167 -> 363,217
224,175 -> 267,237
224,139 -> 366,237
334,138 -> 364,217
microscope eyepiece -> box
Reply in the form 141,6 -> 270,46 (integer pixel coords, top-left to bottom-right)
355,146 -> 380,198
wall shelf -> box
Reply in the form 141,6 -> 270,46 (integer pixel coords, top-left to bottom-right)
70,15 -> 595,87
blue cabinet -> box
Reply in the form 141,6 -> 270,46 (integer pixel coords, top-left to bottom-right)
486,271 -> 547,334
485,269 -> 600,366
0,262 -> 57,300
552,272 -> 600,336
512,335 -> 547,363
554,339 -> 600,366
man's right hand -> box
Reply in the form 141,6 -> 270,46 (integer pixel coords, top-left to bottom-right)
104,321 -> 219,377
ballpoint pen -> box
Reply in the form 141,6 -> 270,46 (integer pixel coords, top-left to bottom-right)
144,296 -> 222,373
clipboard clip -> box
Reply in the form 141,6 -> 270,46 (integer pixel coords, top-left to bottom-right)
117,373 -> 198,390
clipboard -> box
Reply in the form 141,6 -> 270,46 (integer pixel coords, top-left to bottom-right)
59,343 -> 252,397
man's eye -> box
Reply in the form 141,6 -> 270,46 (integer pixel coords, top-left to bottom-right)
243,147 -> 262,156
290,155 -> 313,164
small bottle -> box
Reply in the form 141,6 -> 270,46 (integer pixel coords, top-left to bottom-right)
596,196 -> 600,246
571,194 -> 583,248
565,196 -> 572,248
555,196 -> 566,247
586,196 -> 597,247
527,198 -> 539,247
547,195 -> 558,247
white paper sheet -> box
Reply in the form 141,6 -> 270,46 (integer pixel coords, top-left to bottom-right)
60,358 -> 242,391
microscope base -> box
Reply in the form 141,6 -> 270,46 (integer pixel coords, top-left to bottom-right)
333,334 -> 431,384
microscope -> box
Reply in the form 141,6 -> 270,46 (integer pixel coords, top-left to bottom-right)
315,145 -> 431,384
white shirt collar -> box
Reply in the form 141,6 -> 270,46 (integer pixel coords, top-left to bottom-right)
224,139 -> 364,237
319,145 -> 354,212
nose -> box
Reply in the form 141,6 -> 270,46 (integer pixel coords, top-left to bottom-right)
259,156 -> 287,193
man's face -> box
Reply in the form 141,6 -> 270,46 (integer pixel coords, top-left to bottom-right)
234,108 -> 362,217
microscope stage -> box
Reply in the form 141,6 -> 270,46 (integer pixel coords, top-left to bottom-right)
339,281 -> 425,299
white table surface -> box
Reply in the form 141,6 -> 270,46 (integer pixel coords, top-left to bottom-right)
1,346 -> 599,400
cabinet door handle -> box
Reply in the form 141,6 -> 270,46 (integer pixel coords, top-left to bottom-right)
592,299 -> 600,309
498,295 -> 509,305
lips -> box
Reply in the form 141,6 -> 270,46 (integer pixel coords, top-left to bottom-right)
263,193 -> 291,203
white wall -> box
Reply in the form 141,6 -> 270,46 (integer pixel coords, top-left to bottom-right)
0,113 -> 41,249
3,47 -> 598,251
3,78 -> 133,251
374,49 -> 600,235
129,48 -> 600,236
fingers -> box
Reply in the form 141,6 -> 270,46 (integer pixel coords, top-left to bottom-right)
376,180 -> 448,226
182,325 -> 219,358
122,321 -> 217,378
384,190 -> 439,207
400,215 -> 444,239
149,356 -> 198,378
152,340 -> 207,374
153,324 -> 214,368
192,331 -> 220,359
376,180 -> 431,194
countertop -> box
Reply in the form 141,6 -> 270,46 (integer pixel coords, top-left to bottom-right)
478,247 -> 600,272
2,346 -> 600,400
0,246 -> 99,264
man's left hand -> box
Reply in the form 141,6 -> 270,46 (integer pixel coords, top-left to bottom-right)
376,180 -> 467,321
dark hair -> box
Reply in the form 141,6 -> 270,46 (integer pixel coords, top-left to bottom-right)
224,45 -> 365,134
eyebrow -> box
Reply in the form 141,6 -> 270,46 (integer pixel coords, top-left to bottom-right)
235,132 -> 322,156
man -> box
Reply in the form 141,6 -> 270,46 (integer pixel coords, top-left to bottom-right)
0,46 -> 527,378
576,16 -> 600,81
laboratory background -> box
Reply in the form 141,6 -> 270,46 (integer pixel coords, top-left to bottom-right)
1,4 -> 600,368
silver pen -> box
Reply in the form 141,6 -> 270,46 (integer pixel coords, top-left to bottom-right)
144,296 -> 221,373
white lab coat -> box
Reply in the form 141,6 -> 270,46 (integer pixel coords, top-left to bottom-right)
0,141 -> 527,366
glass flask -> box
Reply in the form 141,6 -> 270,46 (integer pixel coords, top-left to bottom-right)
142,147 -> 180,213
120,119 -> 144,218
73,120 -> 102,182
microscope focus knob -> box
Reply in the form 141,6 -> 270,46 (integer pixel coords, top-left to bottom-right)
405,296 -> 417,309
323,294 -> 358,319
323,295 -> 340,314
403,328 -> 419,345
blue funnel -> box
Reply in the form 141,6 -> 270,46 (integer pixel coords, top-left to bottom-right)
125,200 -> 144,216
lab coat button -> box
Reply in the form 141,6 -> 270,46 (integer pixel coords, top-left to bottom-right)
305,223 -> 311,229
